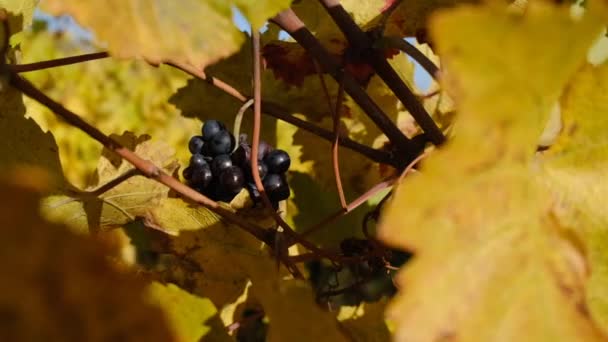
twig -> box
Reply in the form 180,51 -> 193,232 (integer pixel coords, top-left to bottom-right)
374,36 -> 439,80
397,150 -> 428,183
316,0 -> 445,146
8,72 -> 271,243
8,52 -> 391,167
332,80 -> 347,208
11,52 -> 110,73
232,99 -> 254,153
250,30 -> 332,269
313,61 -> 347,209
271,9 -> 416,159
164,60 -> 396,167
301,177 -> 396,238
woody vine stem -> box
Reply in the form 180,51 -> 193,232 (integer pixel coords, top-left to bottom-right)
0,5 -> 440,281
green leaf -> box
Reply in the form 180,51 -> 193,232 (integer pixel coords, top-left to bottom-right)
146,282 -> 217,342
42,132 -> 178,233
0,175 -> 175,341
379,2 -> 608,340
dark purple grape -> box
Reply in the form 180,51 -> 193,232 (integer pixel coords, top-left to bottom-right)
211,154 -> 233,175
231,144 -> 251,167
263,173 -> 290,202
257,141 -> 273,160
245,161 -> 268,181
264,149 -> 290,174
202,120 -> 226,141
188,136 -> 205,154
219,166 -> 245,194
209,131 -> 235,156
182,166 -> 193,180
200,141 -> 213,157
190,164 -> 213,188
245,182 -> 261,202
190,153 -> 208,169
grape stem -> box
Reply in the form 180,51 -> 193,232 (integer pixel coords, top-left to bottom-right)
313,60 -> 347,209
232,98 -> 254,153
250,30 -> 340,267
316,0 -> 446,147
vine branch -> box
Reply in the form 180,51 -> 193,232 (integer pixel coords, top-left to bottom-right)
316,0 -> 445,147
164,60 -> 396,167
7,71 -> 271,243
11,52 -> 110,73
8,50 -> 398,167
271,9 -> 417,160
374,36 -> 439,80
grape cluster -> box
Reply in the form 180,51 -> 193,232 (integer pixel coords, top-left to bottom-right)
183,120 -> 291,205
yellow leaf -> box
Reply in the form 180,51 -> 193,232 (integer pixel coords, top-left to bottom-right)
541,62 -> 608,336
0,175 -> 174,341
379,2 -> 608,341
42,132 -> 178,233
385,0 -> 482,37
146,282 -> 217,342
0,63 -> 64,187
43,0 -> 241,69
0,0 -> 38,26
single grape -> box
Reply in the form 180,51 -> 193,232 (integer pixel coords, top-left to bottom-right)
188,135 -> 205,154
219,166 -> 245,194
182,166 -> 193,180
245,182 -> 261,202
200,141 -> 214,157
263,173 -> 290,202
209,131 -> 235,156
211,154 -> 233,175
202,120 -> 226,141
231,143 -> 251,167
190,153 -> 208,169
190,164 -> 213,188
245,161 -> 268,181
257,140 -> 273,160
264,149 -> 291,174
